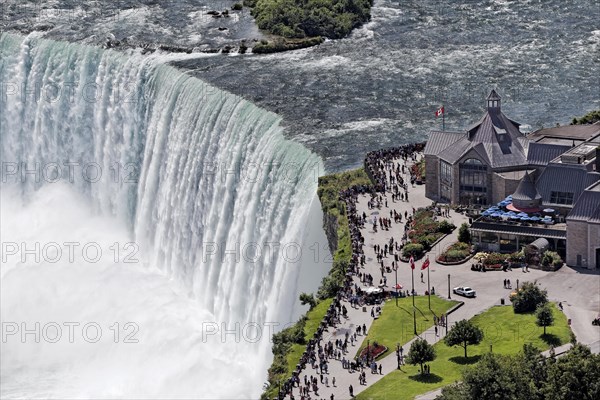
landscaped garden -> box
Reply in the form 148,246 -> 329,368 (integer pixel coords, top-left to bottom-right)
355,296 -> 459,360
403,209 -> 455,259
356,303 -> 571,400
437,242 -> 471,264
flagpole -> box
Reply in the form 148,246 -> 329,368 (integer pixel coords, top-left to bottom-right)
442,105 -> 445,131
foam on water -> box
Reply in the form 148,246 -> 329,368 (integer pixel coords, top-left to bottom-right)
0,32 -> 329,398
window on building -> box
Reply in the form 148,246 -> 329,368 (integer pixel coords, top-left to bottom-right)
440,161 -> 452,185
459,158 -> 487,194
439,161 -> 453,202
549,191 -> 574,205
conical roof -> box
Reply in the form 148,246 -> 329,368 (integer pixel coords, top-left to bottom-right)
512,171 -> 542,201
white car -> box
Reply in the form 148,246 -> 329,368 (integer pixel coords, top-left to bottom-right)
453,286 -> 476,298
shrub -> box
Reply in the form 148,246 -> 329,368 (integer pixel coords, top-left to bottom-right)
299,292 -> 317,310
508,250 -> 525,263
403,243 -> 425,258
415,233 -> 439,248
438,220 -> 456,234
446,249 -> 468,261
541,251 -> 562,268
458,223 -> 471,243
232,2 -> 243,10
511,282 -> 548,313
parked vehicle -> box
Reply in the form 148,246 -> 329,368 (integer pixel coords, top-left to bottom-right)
453,286 -> 476,298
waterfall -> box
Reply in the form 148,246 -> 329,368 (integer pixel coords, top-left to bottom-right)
0,33 -> 326,397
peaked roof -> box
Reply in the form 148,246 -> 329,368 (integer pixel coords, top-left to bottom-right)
424,131 -> 464,156
567,182 -> 600,223
512,171 -> 541,201
487,89 -> 501,101
527,142 -> 572,166
537,164 -> 600,206
465,109 -> 529,168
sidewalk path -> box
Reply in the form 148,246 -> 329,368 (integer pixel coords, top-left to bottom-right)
281,153 -> 600,400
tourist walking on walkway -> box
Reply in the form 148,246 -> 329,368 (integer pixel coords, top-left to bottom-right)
349,384 -> 354,397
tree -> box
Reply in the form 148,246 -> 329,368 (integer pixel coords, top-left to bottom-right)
511,282 -> 548,313
535,304 -> 554,335
542,344 -> 600,400
299,292 -> 317,310
458,223 -> 471,244
406,338 -> 436,374
444,319 -> 483,358
437,344 -> 600,400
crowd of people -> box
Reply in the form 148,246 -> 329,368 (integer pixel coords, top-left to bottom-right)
279,144 -> 427,400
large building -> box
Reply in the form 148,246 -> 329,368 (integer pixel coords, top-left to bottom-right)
424,91 -> 600,269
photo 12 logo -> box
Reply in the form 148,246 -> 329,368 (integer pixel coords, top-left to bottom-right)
1,161 -> 140,185
0,80 -> 141,104
1,241 -> 140,265
2,321 -> 140,344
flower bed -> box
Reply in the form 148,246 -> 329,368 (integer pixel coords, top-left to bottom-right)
407,209 -> 455,256
358,342 -> 387,361
483,252 -> 509,266
437,242 -> 472,264
472,252 -> 510,271
411,159 -> 426,182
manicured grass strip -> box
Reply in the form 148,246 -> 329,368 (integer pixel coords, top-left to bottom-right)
284,299 -> 334,379
356,296 -> 459,359
357,303 -> 571,400
265,298 -> 333,399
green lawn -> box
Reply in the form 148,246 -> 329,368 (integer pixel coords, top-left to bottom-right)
356,296 -> 459,359
285,298 -> 334,375
357,303 -> 571,400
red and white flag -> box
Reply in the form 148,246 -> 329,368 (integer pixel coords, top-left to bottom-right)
421,256 -> 430,270
435,106 -> 444,117
410,256 -> 415,270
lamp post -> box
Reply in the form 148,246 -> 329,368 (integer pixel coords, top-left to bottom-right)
367,340 -> 370,365
447,274 -> 451,299
426,256 -> 431,310
393,264 -> 398,306
411,258 -> 417,335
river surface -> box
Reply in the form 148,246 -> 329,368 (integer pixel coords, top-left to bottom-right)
3,0 -> 599,171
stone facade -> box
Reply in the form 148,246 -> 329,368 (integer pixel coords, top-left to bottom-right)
424,155 -> 439,200
566,220 -> 600,269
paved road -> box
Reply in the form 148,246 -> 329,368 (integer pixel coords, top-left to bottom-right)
282,154 -> 600,400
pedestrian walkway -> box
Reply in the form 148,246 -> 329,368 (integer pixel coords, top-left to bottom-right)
282,152 -> 476,400
280,150 -> 599,400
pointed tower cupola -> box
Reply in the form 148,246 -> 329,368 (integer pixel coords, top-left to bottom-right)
487,89 -> 501,114
511,171 -> 542,210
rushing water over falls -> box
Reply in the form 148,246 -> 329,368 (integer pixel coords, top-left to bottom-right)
0,33 -> 328,398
